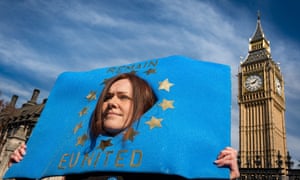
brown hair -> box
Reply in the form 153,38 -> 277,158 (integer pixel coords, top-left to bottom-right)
89,73 -> 157,139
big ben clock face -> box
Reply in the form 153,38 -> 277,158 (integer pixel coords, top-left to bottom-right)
275,77 -> 282,95
244,75 -> 263,92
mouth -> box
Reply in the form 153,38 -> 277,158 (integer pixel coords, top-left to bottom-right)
104,111 -> 122,118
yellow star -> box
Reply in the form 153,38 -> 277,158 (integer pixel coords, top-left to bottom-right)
73,122 -> 83,134
145,116 -> 163,129
98,139 -> 113,151
123,127 -> 139,142
79,107 -> 88,117
129,70 -> 137,74
145,68 -> 156,75
158,79 -> 174,92
76,134 -> 88,146
159,99 -> 175,111
86,91 -> 97,101
101,78 -> 109,85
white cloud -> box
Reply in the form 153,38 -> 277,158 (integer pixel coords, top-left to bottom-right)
0,0 -> 299,161
0,35 -> 64,78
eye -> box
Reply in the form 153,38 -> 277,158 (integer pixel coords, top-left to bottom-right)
118,94 -> 132,101
104,93 -> 113,101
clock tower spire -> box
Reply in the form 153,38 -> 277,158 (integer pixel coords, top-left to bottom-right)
245,11 -> 271,63
238,13 -> 287,174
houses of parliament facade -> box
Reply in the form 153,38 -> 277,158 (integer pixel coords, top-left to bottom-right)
0,15 -> 299,179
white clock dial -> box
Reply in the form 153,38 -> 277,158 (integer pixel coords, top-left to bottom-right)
275,77 -> 282,95
244,75 -> 262,92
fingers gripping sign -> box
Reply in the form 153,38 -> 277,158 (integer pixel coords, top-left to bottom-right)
8,143 -> 27,167
214,147 -> 240,179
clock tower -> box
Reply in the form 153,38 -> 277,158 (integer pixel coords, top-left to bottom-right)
238,13 -> 287,172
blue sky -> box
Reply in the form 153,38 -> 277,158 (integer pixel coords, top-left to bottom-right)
1,0 -> 299,166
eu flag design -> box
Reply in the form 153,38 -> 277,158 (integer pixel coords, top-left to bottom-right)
4,55 -> 231,179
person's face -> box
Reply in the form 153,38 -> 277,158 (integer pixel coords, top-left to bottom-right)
101,79 -> 134,134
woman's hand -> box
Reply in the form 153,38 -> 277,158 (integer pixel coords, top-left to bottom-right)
214,147 -> 240,179
8,143 -> 27,168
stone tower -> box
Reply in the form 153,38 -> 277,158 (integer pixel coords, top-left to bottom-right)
238,13 -> 287,173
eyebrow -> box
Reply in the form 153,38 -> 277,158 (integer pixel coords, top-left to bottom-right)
108,91 -> 129,94
106,91 -> 132,97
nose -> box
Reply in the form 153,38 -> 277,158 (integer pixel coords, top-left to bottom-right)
106,96 -> 118,109
107,102 -> 117,109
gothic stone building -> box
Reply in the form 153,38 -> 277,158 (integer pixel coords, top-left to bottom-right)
0,89 -> 47,177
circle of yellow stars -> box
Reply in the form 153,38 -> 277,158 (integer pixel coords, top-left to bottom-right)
73,71 -> 175,151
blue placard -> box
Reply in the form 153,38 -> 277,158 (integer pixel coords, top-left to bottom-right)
4,55 -> 231,179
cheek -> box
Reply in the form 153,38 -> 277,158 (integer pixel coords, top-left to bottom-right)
101,103 -> 107,112
124,103 -> 134,117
